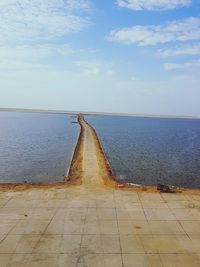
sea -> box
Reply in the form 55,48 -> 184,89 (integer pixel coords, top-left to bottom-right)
87,115 -> 200,188
1,111 -> 200,188
0,112 -> 79,183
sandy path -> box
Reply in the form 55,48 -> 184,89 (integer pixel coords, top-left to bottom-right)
67,114 -> 118,187
81,118 -> 104,187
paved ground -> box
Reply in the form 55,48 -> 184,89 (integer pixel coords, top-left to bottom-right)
0,119 -> 200,266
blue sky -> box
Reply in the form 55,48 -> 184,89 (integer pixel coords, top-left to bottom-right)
0,0 -> 200,116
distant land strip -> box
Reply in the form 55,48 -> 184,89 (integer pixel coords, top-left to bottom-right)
0,107 -> 200,120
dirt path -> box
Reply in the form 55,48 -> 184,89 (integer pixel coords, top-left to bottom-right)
67,115 -> 117,187
81,118 -> 104,187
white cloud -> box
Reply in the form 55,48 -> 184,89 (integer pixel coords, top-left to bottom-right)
158,43 -> 200,57
0,0 -> 91,44
75,60 -> 115,76
117,0 -> 191,10
164,59 -> 200,70
65,0 -> 91,11
110,17 -> 200,46
0,44 -> 83,71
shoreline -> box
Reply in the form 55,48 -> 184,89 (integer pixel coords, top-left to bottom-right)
1,107 -> 200,120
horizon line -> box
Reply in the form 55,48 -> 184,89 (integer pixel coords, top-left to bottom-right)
0,107 -> 200,120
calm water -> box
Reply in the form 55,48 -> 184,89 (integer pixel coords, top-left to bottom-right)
0,112 -> 79,183
87,115 -> 200,188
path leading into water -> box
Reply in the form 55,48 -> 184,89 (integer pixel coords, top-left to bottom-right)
0,116 -> 199,266
68,115 -> 116,188
81,118 -> 104,187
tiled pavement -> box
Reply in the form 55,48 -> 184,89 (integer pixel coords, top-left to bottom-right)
0,187 -> 200,267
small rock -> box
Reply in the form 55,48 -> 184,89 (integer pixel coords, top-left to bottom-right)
157,184 -> 175,193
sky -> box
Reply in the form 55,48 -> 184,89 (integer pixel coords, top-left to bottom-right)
0,0 -> 200,116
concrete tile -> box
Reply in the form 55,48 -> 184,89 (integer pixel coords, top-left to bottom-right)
139,192 -> 163,202
122,254 -> 150,267
84,220 -> 100,234
0,197 -> 11,207
123,253 -> 163,267
0,208 -> 29,220
142,201 -> 169,209
144,208 -> 176,220
149,221 -> 185,234
37,199 -> 69,208
147,254 -> 163,266
118,220 -> 151,235
166,200 -> 190,208
0,234 -> 6,242
161,253 -> 200,267
116,208 -> 131,220
77,254 -> 104,267
0,219 -> 18,235
0,177 -> 199,267
172,208 -> 200,220
96,199 -> 115,208
118,221 -> 135,235
0,254 -> 12,267
162,193 -> 187,201
120,235 -> 144,253
50,190 -> 69,200
181,221 -> 200,234
8,254 -> 31,267
33,235 -> 61,253
191,195 -> 200,201
0,235 -> 22,253
128,210 -> 146,221
60,234 -> 81,253
44,220 -> 63,235
53,207 -> 86,221
57,254 -> 78,267
124,202 -> 143,209
85,207 -> 98,220
68,198 -> 88,208
189,234 -> 200,252
15,235 -> 41,253
140,235 -> 158,253
5,198 -> 38,208
142,234 -> 191,254
104,254 -> 123,267
101,234 -> 121,253
81,235 -> 103,254
99,220 -> 118,234
87,199 -> 97,207
64,220 -> 84,235
27,253 -> 58,267
27,207 -> 56,220
97,208 -> 116,220
10,219 -> 49,235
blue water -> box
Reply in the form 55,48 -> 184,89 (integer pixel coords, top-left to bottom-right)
87,115 -> 200,188
0,112 -> 79,183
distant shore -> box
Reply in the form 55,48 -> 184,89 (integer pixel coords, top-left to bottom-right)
1,107 -> 200,120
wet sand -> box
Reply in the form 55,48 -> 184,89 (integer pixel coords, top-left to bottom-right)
0,115 -> 200,266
